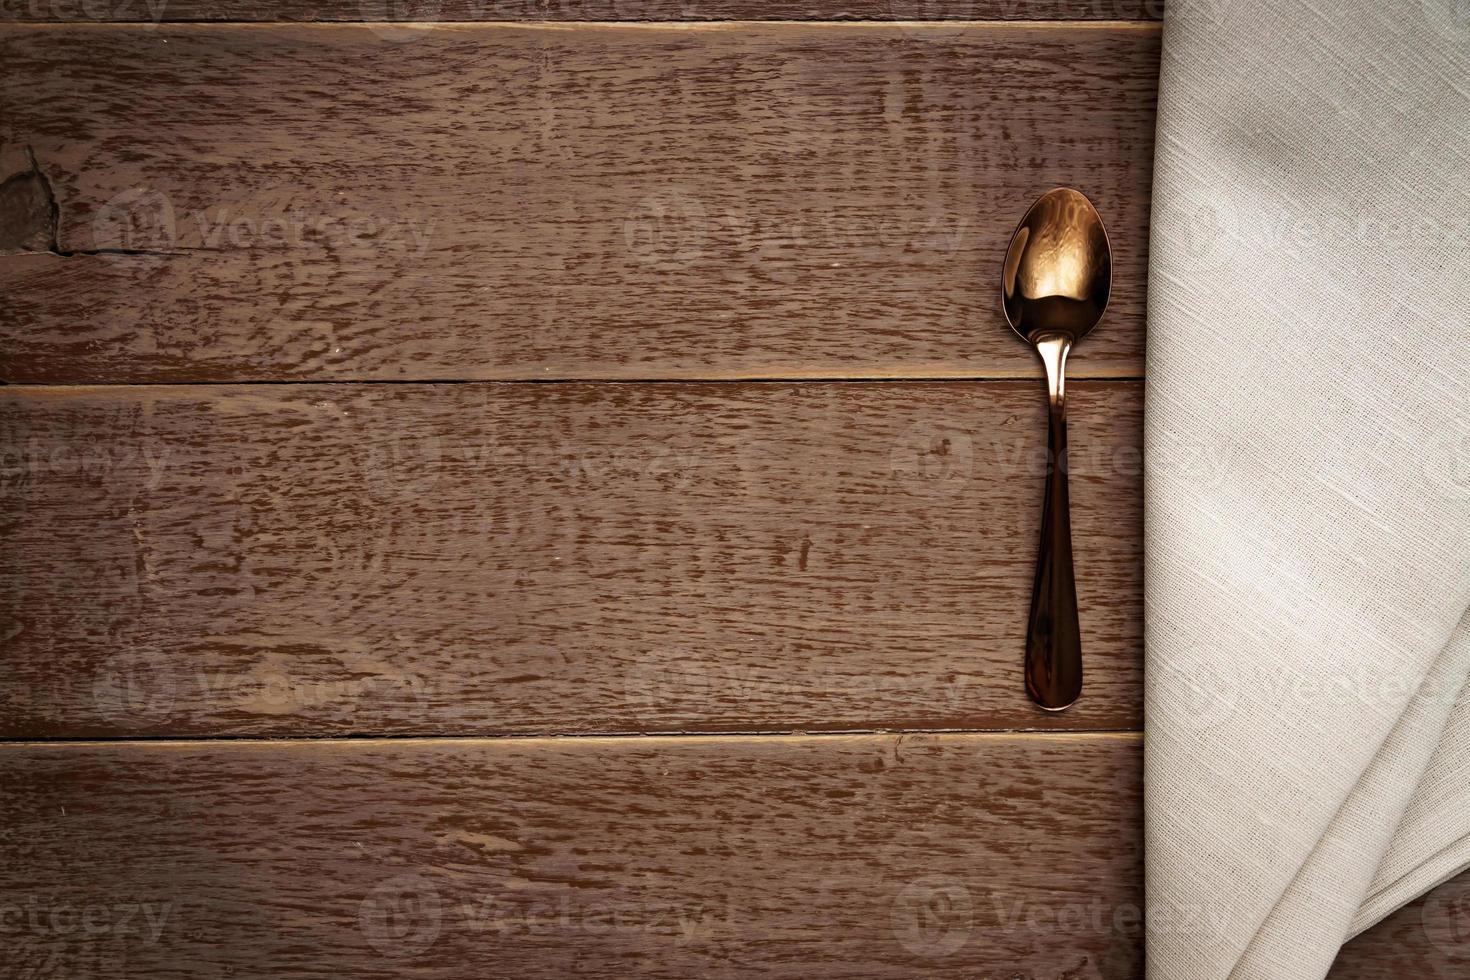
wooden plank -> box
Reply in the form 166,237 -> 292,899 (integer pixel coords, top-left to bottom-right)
1332,874 -> 1470,979
0,380 -> 1142,736
0,22 -> 1158,383
0,0 -> 1166,23
0,730 -> 1459,978
0,732 -> 1146,978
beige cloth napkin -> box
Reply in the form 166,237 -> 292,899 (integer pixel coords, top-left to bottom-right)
1144,2 -> 1470,977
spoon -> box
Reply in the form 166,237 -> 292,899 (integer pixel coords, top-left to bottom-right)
1001,188 -> 1112,711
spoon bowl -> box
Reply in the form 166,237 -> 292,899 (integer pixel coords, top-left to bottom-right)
1003,187 -> 1112,344
1001,188 -> 1112,711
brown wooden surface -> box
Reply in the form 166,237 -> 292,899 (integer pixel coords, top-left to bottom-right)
0,0 -> 1166,22
3,13 -> 1461,979
0,733 -> 1147,979
0,22 -> 1158,383
0,733 -> 1458,979
0,380 -> 1142,736
1333,875 -> 1470,980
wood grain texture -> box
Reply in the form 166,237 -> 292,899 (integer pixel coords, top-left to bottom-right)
0,0 -> 1166,23
1332,872 -> 1470,980
0,22 -> 1158,383
0,380 -> 1142,737
0,732 -> 1146,979
0,732 -> 1459,978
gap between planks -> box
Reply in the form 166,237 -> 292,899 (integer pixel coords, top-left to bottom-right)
0,376 -> 1146,388
0,729 -> 1144,748
0,19 -> 1164,28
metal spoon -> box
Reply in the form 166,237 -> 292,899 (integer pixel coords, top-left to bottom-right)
1001,188 -> 1112,711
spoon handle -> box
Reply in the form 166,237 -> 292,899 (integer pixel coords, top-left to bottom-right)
1026,334 -> 1083,711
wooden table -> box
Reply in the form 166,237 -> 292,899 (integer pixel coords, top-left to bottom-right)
0,4 -> 1463,976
